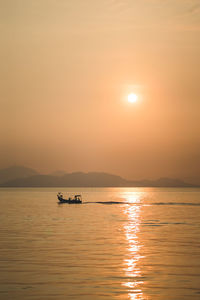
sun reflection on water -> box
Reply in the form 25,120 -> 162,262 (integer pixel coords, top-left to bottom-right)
121,191 -> 145,300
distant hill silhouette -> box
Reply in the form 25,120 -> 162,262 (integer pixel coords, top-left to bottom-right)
0,166 -> 38,185
0,167 -> 195,187
50,170 -> 67,176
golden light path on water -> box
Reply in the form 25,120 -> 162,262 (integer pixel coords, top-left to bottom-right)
121,191 -> 146,300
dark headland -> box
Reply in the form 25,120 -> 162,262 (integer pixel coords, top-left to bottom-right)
0,166 -> 197,188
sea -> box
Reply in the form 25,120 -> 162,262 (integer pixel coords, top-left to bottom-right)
0,187 -> 200,300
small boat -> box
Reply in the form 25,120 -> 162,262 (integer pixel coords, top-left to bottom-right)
57,192 -> 82,204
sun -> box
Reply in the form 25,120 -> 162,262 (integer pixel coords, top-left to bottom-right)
128,93 -> 138,103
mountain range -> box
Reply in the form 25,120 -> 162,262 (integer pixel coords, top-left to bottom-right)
0,166 -> 197,187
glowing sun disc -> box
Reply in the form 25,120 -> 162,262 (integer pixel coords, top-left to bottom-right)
128,93 -> 138,103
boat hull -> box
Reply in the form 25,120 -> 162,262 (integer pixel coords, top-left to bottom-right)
57,196 -> 82,204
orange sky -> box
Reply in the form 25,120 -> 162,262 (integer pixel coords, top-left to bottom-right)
1,0 -> 200,184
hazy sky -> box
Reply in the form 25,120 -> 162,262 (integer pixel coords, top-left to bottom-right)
1,0 -> 200,183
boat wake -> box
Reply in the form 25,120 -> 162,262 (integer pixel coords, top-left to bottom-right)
83,201 -> 200,206
151,202 -> 200,206
84,201 -> 126,205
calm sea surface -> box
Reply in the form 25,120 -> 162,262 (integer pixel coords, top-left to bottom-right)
0,188 -> 200,300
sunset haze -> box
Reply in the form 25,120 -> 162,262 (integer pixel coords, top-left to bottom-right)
1,0 -> 200,184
